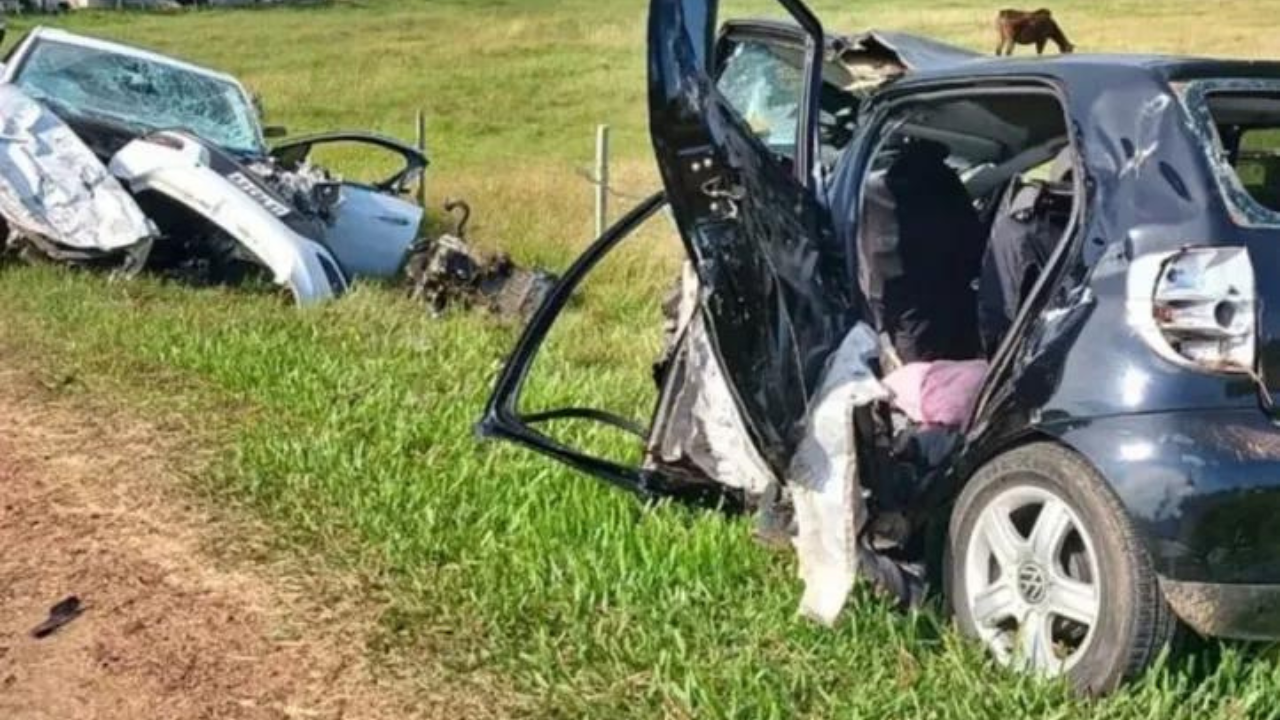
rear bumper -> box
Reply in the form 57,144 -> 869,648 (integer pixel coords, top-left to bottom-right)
1160,578 -> 1280,640
1049,408 -> 1280,585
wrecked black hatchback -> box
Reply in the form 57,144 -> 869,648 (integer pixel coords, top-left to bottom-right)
482,0 -> 1280,694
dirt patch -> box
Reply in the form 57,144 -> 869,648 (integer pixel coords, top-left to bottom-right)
0,368 -> 511,720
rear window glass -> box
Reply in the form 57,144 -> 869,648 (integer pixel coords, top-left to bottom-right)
1184,82 -> 1280,224
1233,126 -> 1280,212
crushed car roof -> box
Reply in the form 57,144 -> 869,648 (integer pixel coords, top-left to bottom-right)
726,19 -> 1280,85
723,19 -> 983,72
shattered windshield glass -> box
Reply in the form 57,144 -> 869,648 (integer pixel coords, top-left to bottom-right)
716,41 -> 804,156
13,38 -> 262,155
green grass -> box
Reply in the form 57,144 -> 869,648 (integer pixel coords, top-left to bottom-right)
6,1 -> 1280,717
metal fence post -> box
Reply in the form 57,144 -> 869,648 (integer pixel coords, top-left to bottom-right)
594,124 -> 610,238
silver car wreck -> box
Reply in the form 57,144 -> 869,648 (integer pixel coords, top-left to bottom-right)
0,27 -> 428,303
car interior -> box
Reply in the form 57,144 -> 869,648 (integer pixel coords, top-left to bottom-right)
851,92 -> 1076,544
858,92 -> 1074,366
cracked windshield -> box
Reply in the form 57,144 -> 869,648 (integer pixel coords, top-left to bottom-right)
14,39 -> 261,154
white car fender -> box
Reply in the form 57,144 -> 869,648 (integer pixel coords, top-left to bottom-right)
108,134 -> 345,305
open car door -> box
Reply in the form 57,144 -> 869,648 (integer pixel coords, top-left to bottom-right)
270,132 -> 426,278
479,0 -> 857,500
647,0 -> 854,472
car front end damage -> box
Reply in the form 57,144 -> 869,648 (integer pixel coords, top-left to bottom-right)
0,26 -> 484,306
0,83 -> 155,270
108,130 -> 348,303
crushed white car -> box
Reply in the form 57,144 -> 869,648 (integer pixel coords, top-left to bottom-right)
0,27 -> 428,304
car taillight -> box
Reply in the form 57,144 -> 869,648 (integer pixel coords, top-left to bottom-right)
1130,247 -> 1256,373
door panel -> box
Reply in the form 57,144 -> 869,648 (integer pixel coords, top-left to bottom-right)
648,0 -> 854,471
323,185 -> 422,278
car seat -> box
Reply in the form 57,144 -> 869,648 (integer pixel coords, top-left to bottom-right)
977,150 -> 1074,355
859,139 -> 986,363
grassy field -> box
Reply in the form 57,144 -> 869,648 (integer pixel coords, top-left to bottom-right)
6,1 -> 1280,717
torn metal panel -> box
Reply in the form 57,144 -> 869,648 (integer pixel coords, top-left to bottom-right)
848,30 -> 982,73
0,84 -> 153,259
787,323 -> 887,624
649,0 -> 856,473
646,262 -> 776,496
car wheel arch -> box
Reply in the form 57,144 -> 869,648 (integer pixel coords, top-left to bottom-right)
925,430 -> 1117,574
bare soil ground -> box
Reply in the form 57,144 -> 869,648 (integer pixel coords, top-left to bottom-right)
0,368 -> 508,720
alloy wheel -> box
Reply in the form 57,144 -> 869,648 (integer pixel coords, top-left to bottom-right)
962,484 -> 1101,675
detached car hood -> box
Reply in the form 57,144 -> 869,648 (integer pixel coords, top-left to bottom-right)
0,84 -> 154,258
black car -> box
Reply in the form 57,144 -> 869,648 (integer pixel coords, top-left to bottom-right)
481,0 -> 1280,694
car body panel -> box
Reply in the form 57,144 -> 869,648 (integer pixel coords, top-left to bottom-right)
1045,408 -> 1280,585
320,184 -> 423,278
0,83 -> 153,259
109,131 -> 345,304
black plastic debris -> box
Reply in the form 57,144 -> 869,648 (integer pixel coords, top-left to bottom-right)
30,595 -> 83,639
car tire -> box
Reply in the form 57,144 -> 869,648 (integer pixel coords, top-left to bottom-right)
947,442 -> 1175,695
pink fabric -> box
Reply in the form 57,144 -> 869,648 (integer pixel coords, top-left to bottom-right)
883,360 -> 988,427
881,363 -> 929,423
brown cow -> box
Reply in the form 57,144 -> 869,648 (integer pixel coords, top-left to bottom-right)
995,8 -> 1074,56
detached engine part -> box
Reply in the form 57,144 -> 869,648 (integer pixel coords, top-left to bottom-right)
405,199 -> 557,318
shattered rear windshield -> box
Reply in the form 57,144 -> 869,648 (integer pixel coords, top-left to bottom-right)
12,38 -> 262,155
1182,79 -> 1280,225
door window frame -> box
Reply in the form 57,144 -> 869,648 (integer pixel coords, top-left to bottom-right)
476,192 -> 739,506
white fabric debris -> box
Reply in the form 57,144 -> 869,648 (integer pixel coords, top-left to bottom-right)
0,84 -> 152,253
788,323 -> 888,625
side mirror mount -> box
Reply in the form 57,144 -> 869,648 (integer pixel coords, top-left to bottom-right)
263,125 -> 289,139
